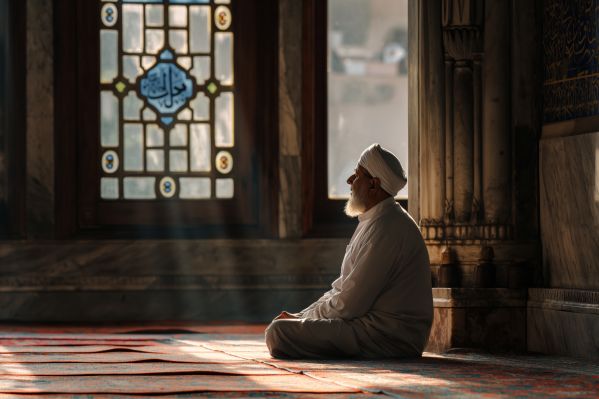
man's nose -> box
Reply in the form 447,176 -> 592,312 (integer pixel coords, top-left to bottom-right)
347,174 -> 355,184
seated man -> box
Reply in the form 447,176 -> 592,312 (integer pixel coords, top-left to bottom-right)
265,143 -> 433,359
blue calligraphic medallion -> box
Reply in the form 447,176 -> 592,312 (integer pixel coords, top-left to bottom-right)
139,50 -> 194,125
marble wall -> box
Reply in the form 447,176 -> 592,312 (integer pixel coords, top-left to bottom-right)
534,0 -> 599,359
540,133 -> 599,289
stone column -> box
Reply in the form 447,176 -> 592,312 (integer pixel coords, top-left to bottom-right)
441,0 -> 483,230
419,0 -> 445,230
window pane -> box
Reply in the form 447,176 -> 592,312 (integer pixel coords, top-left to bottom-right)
216,178 -> 234,198
146,149 -> 165,171
170,149 -> 188,172
100,30 -> 118,83
215,32 -> 233,85
100,91 -> 119,147
327,0 -> 408,199
124,124 -> 144,171
170,124 -> 188,146
215,92 -> 234,147
122,4 -> 144,53
123,177 -> 156,199
190,123 -> 211,171
101,177 -> 119,200
189,6 -> 211,53
180,177 -> 211,199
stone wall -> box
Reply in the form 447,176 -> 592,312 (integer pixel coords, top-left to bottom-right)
529,0 -> 599,360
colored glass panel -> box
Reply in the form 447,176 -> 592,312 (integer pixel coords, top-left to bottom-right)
146,149 -> 165,171
102,150 -> 119,173
139,57 -> 194,115
190,123 -> 210,171
190,93 -> 209,120
215,150 -> 233,174
169,149 -> 188,172
123,55 -> 143,83
178,56 -> 192,70
189,6 -> 211,53
178,108 -> 192,120
170,124 -> 188,146
190,56 -> 210,84
146,123 -> 164,146
100,30 -> 118,84
142,108 -> 157,121
215,32 -> 233,85
145,29 -> 164,54
169,29 -> 188,54
145,4 -> 164,27
169,5 -> 187,27
216,178 -> 234,198
159,176 -> 176,198
124,124 -> 144,171
101,3 -> 118,27
215,92 -> 234,147
179,177 -> 210,199
122,4 -> 144,53
214,6 -> 231,30
124,91 -> 144,120
123,177 -> 156,199
101,177 -> 119,200
101,91 -> 119,147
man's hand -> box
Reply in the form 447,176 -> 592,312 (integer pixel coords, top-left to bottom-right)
274,311 -> 300,320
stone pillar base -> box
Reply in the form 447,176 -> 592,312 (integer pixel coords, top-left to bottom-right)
427,288 -> 527,353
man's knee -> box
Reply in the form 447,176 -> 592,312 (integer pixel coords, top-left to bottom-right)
264,319 -> 294,358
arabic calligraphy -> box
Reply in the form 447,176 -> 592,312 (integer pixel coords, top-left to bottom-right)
140,62 -> 194,115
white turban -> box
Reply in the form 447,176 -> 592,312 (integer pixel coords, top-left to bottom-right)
358,143 -> 407,196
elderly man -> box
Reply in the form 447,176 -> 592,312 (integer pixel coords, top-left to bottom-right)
265,143 -> 433,359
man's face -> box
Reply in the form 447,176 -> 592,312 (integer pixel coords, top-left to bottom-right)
345,165 -> 372,217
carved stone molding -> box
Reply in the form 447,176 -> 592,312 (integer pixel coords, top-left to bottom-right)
420,220 -> 513,241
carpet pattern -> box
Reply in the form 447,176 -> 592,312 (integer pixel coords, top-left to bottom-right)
0,325 -> 596,398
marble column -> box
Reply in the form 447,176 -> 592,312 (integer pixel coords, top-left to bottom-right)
419,0 -> 445,228
441,0 -> 483,231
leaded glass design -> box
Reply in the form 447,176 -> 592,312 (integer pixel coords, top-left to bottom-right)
99,0 -> 235,200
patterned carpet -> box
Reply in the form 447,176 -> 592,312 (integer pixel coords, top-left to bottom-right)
0,324 -> 596,398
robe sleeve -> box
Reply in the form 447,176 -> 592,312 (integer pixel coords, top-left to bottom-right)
298,288 -> 337,316
302,234 -> 399,320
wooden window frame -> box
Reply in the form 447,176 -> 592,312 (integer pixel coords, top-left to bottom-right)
302,0 -> 409,237
55,0 -> 279,239
0,0 -> 26,238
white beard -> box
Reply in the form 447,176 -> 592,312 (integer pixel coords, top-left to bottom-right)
344,193 -> 366,217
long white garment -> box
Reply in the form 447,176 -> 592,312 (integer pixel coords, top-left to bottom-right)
300,197 -> 433,354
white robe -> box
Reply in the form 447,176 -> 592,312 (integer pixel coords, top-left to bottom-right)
266,197 -> 433,358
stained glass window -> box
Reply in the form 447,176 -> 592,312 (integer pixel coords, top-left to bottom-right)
99,0 -> 235,200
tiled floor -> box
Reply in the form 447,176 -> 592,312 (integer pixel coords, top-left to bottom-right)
0,324 -> 596,398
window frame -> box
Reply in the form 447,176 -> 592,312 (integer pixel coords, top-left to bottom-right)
55,0 -> 279,239
0,0 -> 26,238
301,0 -> 410,237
